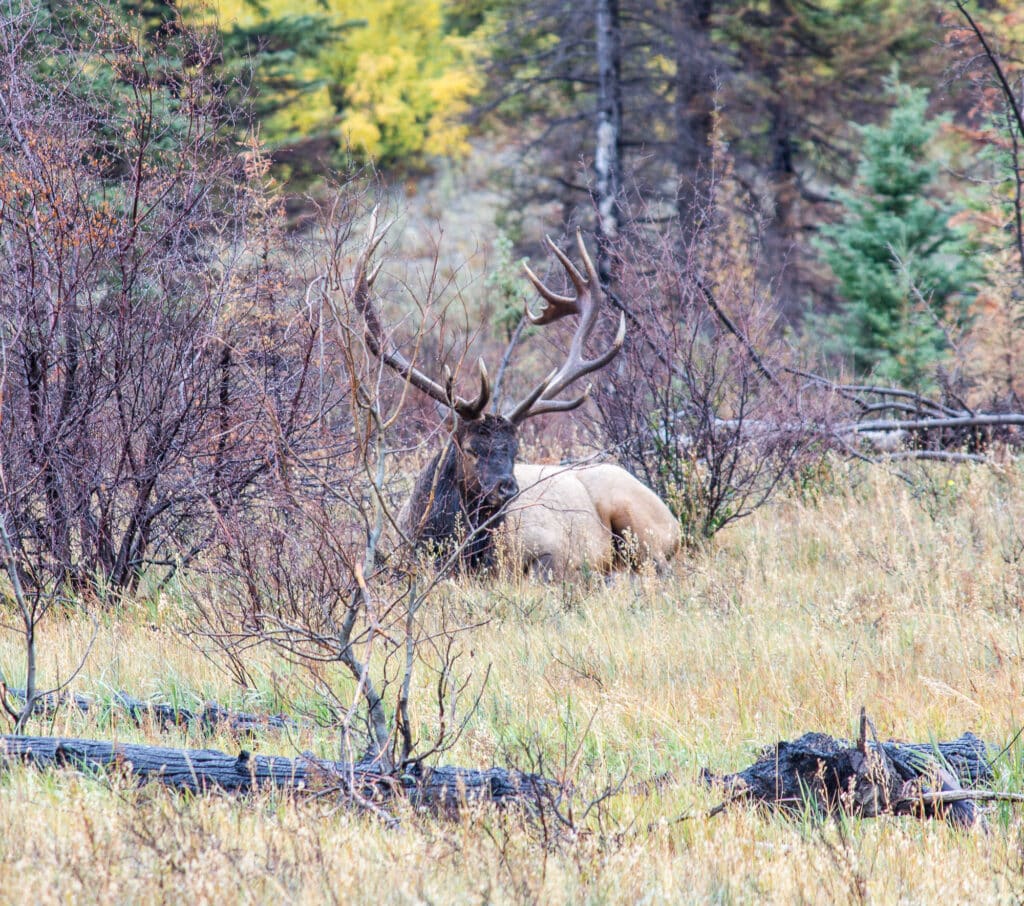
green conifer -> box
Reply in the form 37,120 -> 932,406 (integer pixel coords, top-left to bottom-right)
817,78 -> 979,387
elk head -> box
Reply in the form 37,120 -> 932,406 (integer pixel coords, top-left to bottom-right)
336,209 -> 626,565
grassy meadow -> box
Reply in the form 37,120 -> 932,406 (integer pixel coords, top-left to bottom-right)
2,461 -> 1024,904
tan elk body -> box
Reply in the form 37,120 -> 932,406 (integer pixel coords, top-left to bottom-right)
502,464 -> 612,575
504,463 -> 679,577
571,464 -> 679,568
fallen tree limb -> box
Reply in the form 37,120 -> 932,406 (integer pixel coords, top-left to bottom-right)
878,450 -> 987,463
704,721 -> 996,828
690,414 -> 1022,441
4,687 -> 298,735
0,734 -> 556,812
846,413 -> 1024,434
786,369 -> 962,417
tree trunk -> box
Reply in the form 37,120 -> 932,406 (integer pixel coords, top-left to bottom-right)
594,0 -> 623,283
672,0 -> 714,232
759,0 -> 803,316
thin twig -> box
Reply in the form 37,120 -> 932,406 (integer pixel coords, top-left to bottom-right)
955,0 -> 1024,274
491,314 -> 527,413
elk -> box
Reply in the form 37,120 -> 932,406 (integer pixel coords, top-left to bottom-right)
345,212 -> 625,571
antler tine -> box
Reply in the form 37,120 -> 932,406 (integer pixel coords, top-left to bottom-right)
522,233 -> 589,325
351,208 -> 387,300
340,208 -> 496,419
359,206 -> 388,267
550,231 -> 591,290
518,386 -> 590,420
522,263 -> 576,324
444,358 -> 491,420
505,368 -> 556,424
508,230 -> 626,423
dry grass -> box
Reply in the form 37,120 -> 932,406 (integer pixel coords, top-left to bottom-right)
3,461 -> 1024,904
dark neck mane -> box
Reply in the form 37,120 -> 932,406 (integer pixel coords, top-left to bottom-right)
405,441 -> 504,570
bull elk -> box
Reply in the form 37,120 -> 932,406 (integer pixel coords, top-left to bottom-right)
341,211 -> 674,574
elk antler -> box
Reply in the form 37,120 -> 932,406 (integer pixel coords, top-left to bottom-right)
507,229 -> 626,424
337,207 -> 491,421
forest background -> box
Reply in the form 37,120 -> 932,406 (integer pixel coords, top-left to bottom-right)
173,0 -> 1023,393
74,0 -> 1024,396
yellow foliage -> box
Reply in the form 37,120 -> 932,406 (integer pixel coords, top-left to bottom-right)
193,0 -> 485,165
262,85 -> 336,143
334,0 -> 482,163
203,0 -> 258,27
340,109 -> 382,156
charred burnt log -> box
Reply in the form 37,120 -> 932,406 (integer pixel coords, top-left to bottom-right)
705,722 -> 995,828
0,734 -> 556,813
4,687 -> 298,736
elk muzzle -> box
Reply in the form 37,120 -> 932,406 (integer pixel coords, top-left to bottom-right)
480,473 -> 519,510
496,475 -> 519,504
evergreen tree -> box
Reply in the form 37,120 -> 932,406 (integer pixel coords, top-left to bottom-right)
816,79 -> 979,387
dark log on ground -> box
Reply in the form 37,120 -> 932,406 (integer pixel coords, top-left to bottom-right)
0,734 -> 556,813
6,687 -> 298,735
704,726 -> 995,828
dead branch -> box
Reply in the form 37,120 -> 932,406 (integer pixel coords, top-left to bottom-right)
846,413 -> 1024,433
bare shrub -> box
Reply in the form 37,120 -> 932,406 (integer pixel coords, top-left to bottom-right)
0,5 -> 344,596
187,201 -> 489,770
0,5 -> 366,734
587,183 -> 827,544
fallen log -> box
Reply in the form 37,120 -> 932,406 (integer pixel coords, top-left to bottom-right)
0,734 -> 555,813
5,687 -> 298,735
704,721 -> 997,828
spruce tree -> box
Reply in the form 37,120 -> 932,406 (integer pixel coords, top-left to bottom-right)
816,79 -> 979,388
